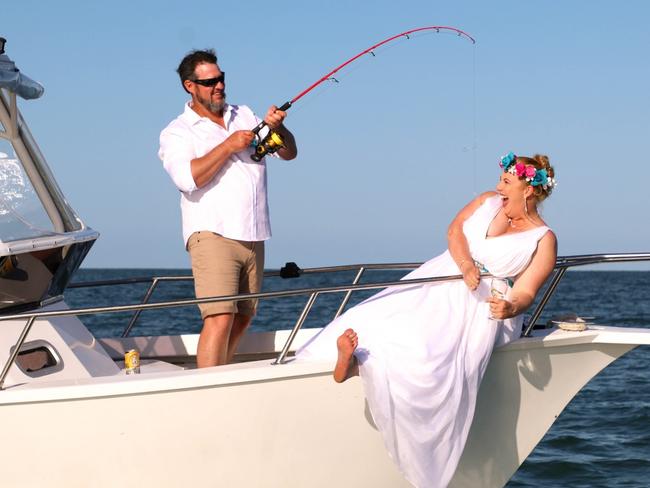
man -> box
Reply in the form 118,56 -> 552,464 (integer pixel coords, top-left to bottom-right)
159,49 -> 297,367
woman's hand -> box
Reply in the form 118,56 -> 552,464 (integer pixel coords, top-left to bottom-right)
487,296 -> 515,319
461,261 -> 480,290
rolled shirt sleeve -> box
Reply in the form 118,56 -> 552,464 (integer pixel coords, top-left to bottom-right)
159,126 -> 198,194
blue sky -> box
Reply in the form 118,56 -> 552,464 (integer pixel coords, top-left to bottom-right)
3,0 -> 649,269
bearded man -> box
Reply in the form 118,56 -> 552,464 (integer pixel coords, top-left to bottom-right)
159,49 -> 297,367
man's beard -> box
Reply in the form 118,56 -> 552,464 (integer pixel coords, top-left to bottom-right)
197,91 -> 226,114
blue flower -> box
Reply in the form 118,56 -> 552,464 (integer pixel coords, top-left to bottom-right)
500,152 -> 517,170
530,168 -> 548,187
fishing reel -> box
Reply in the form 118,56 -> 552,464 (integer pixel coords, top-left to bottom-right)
249,101 -> 292,162
250,130 -> 285,162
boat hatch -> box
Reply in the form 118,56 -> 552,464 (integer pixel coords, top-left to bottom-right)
11,339 -> 63,377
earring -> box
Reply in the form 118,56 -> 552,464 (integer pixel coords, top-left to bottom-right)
523,195 -> 529,215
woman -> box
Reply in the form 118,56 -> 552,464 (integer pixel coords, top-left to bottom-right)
296,153 -> 557,488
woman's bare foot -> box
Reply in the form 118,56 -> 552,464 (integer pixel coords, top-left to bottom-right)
334,328 -> 358,383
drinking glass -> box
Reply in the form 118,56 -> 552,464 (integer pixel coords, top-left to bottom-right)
490,278 -> 509,299
490,278 -> 509,319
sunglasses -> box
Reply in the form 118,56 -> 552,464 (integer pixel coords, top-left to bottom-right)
191,73 -> 226,87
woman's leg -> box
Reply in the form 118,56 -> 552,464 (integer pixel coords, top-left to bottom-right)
334,328 -> 359,383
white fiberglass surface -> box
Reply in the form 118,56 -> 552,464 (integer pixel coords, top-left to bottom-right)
0,138 -> 56,243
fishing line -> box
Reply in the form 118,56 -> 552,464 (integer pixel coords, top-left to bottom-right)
472,44 -> 478,195
250,25 -> 476,161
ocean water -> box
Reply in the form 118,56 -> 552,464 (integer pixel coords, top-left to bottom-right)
66,269 -> 650,486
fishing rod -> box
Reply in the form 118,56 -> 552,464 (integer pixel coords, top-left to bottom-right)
250,25 -> 476,161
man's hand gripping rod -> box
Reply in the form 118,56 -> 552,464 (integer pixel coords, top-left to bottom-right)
250,101 -> 292,162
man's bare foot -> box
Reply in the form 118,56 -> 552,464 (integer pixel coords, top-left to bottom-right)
334,328 -> 358,383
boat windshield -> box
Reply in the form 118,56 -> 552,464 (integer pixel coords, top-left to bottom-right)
0,44 -> 98,314
0,138 -> 56,242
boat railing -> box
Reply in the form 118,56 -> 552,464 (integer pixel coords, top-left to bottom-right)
523,252 -> 650,336
63,262 -> 424,338
0,270 -> 464,388
1,252 -> 649,389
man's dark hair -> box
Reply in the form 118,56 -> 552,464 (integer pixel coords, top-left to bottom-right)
177,49 -> 217,93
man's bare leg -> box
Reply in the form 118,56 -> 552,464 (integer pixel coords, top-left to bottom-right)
226,313 -> 253,363
334,328 -> 359,383
197,313 -> 234,368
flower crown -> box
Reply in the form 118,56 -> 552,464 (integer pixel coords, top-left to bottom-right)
499,152 -> 556,191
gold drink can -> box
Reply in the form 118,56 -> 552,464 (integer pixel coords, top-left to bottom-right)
125,349 -> 140,374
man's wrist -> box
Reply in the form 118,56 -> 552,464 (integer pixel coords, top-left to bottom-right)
271,123 -> 285,134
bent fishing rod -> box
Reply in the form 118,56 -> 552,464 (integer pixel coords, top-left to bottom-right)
250,25 -> 476,161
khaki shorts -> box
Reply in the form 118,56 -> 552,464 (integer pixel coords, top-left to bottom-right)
187,231 -> 265,319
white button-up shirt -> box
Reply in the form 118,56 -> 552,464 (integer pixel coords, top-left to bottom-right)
159,103 -> 271,246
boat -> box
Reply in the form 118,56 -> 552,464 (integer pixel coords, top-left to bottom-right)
2,39 -> 650,487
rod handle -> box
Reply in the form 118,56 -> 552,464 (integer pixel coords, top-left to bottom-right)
251,101 -> 293,135
278,101 -> 292,112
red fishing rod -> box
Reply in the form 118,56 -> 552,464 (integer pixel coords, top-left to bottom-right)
250,26 -> 476,161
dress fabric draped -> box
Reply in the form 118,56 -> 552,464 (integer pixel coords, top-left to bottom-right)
296,195 -> 550,488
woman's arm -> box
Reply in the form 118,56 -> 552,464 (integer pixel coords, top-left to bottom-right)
488,230 -> 558,319
448,191 -> 496,290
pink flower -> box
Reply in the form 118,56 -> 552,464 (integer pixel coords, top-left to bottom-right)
515,162 -> 526,177
525,165 -> 537,178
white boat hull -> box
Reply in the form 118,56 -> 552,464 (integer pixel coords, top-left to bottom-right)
3,364 -> 407,487
1,319 -> 648,487
450,334 -> 636,487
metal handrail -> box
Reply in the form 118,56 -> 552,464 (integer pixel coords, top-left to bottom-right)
63,253 -> 650,339
3,252 -> 649,327
522,268 -> 567,337
66,263 -> 422,337
1,253 -> 649,388
333,267 -> 366,320
0,316 -> 35,389
0,273 -> 470,323
0,272 -> 473,388
65,262 -> 423,289
554,253 -> 650,267
522,252 -> 650,336
64,253 -> 650,294
121,278 -> 160,338
274,292 -> 320,365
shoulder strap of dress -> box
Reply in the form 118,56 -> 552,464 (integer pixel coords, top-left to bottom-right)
482,194 -> 503,215
533,226 -> 551,241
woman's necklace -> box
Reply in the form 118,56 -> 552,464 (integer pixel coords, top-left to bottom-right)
505,210 -> 519,229
501,209 -> 539,232
508,218 -> 521,229
508,214 -> 541,230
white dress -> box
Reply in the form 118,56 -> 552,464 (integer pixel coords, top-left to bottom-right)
295,195 -> 550,488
